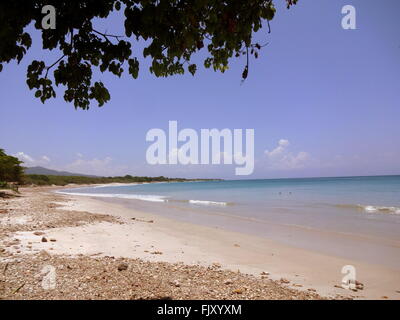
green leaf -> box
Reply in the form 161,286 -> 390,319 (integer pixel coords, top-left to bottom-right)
188,64 -> 197,76
128,58 -> 139,79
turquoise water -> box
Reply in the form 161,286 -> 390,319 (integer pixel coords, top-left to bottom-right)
64,176 -> 400,206
62,175 -> 400,236
60,176 -> 400,267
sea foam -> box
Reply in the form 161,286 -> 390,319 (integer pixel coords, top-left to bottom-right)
335,203 -> 400,215
188,200 -> 228,206
55,191 -> 168,203
361,205 -> 400,215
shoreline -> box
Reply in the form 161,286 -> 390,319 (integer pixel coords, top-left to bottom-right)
47,193 -> 400,299
57,184 -> 400,271
1,186 -> 399,299
0,186 -> 322,300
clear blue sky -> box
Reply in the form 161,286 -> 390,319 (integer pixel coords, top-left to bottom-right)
1,0 -> 399,179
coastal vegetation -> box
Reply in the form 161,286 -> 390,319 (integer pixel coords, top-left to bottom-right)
0,148 -> 213,187
0,149 -> 24,191
22,174 -> 195,186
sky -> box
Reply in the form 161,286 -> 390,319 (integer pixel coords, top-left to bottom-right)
1,0 -> 399,179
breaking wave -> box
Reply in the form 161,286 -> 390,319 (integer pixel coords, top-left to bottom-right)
336,204 -> 400,215
362,205 -> 400,214
188,200 -> 228,206
55,191 -> 168,203
56,190 -> 231,206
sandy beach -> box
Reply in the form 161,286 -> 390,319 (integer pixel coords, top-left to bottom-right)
1,186 -> 399,300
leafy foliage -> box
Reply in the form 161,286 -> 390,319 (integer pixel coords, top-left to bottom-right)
0,0 -> 297,109
0,149 -> 24,183
23,174 -> 215,186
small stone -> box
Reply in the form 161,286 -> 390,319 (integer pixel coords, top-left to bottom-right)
117,263 -> 128,271
34,231 -> 45,236
50,238 -> 57,242
41,237 -> 48,242
170,280 -> 180,287
355,281 -> 364,290
233,289 -> 243,294
224,279 -> 233,285
280,278 -> 290,284
260,271 -> 269,276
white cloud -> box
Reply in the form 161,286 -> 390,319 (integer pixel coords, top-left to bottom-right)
14,152 -> 50,166
265,139 -> 290,158
15,152 -> 34,163
264,140 -> 311,170
16,151 -> 128,176
64,156 -> 127,176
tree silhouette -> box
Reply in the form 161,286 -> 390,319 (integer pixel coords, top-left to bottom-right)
0,0 -> 297,109
0,149 -> 24,183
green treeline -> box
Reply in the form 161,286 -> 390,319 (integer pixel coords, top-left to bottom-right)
1,148 -> 213,187
0,149 -> 24,185
22,174 -> 188,186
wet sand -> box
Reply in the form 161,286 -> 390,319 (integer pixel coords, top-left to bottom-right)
2,187 -> 399,299
0,187 -> 322,300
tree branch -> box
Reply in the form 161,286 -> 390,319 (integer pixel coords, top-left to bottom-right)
45,54 -> 66,78
92,29 -> 124,44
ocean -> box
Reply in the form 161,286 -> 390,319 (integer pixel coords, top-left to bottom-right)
59,175 -> 400,267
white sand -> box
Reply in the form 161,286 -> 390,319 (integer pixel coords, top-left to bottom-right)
11,193 -> 400,300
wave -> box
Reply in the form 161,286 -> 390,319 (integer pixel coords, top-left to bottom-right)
91,182 -> 168,188
336,204 -> 400,215
362,205 -> 400,214
188,199 -> 228,206
56,190 -> 230,206
55,191 -> 168,203
91,183 -> 140,188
